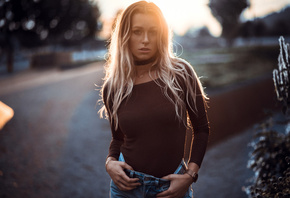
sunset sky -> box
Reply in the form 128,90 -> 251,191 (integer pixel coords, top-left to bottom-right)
95,0 -> 290,37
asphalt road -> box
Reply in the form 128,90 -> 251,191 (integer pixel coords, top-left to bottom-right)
0,62 -> 253,198
0,62 -> 112,198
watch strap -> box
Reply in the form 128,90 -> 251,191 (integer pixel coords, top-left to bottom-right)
185,169 -> 198,183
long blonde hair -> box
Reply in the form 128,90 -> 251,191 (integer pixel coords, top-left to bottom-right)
99,0 -> 207,130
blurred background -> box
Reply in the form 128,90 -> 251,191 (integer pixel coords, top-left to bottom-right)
0,0 -> 290,197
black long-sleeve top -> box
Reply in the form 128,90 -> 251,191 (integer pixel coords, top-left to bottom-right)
104,65 -> 209,178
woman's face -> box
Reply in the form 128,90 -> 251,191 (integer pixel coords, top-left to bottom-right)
129,13 -> 159,62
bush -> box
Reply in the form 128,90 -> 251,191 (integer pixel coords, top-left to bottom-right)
245,116 -> 290,197
244,36 -> 290,197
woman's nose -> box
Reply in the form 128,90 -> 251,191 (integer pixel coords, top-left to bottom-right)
142,32 -> 149,44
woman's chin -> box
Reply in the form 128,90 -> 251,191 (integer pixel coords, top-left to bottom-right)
135,55 -> 154,62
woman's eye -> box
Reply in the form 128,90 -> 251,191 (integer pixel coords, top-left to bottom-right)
150,30 -> 157,35
133,30 -> 142,35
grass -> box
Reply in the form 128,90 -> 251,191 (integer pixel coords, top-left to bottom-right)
179,45 -> 279,89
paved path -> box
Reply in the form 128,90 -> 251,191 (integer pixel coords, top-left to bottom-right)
194,127 -> 253,198
0,62 -> 254,197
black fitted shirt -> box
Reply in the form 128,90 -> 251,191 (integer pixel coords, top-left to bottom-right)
104,67 -> 209,178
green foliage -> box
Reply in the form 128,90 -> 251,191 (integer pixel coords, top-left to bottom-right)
245,36 -> 290,198
273,37 -> 290,115
0,0 -> 101,47
245,117 -> 290,198
179,46 -> 277,88
0,0 -> 101,72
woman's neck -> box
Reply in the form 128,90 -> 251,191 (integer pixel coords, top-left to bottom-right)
134,62 -> 159,81
135,63 -> 153,72
134,55 -> 156,66
133,56 -> 158,79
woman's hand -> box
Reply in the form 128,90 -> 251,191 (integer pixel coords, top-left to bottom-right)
156,174 -> 192,198
106,159 -> 141,191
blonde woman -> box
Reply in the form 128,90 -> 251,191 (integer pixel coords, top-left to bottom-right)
99,1 -> 209,197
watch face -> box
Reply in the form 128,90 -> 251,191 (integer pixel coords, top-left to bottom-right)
193,173 -> 198,182
186,169 -> 198,182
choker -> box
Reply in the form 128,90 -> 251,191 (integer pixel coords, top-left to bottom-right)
134,56 -> 157,66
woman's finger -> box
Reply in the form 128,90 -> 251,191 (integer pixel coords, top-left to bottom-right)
116,182 -> 136,191
121,172 -> 139,183
116,172 -> 141,187
116,178 -> 140,191
121,175 -> 141,187
160,174 -> 172,181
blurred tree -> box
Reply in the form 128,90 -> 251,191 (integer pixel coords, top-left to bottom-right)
239,20 -> 267,38
208,0 -> 249,45
239,21 -> 254,38
253,20 -> 267,37
197,26 -> 212,38
0,0 -> 101,72
184,26 -> 212,38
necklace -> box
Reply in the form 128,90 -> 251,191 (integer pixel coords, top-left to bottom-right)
134,56 -> 157,78
134,55 -> 157,66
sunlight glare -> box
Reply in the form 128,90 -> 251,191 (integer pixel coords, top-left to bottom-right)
243,0 -> 290,19
145,0 -> 222,36
97,0 -> 222,37
97,0 -> 290,37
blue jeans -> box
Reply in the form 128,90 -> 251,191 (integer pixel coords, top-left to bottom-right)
110,153 -> 193,198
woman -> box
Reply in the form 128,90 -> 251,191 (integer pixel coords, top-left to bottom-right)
99,1 -> 209,197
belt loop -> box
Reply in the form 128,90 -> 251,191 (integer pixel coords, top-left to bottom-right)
155,178 -> 159,186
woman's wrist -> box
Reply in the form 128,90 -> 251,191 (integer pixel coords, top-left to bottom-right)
184,169 -> 198,183
182,172 -> 194,184
187,162 -> 199,173
105,157 -> 117,171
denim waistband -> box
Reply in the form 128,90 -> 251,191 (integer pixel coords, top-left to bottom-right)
119,153 -> 188,187
124,169 -> 170,187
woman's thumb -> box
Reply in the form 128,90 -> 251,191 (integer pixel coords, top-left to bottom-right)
121,162 -> 134,170
161,174 -> 172,180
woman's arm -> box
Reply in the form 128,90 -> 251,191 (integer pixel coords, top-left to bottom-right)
187,75 -> 209,168
103,85 -> 124,160
103,85 -> 140,191
179,62 -> 209,168
157,63 -> 209,197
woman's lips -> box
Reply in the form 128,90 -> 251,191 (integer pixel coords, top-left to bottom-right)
139,48 -> 150,53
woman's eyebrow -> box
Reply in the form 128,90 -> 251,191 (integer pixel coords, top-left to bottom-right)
132,26 -> 143,29
132,26 -> 158,29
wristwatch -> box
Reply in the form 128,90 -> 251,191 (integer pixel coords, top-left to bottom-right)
185,169 -> 198,183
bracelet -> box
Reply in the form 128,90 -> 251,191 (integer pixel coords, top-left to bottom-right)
185,172 -> 194,181
185,169 -> 198,183
105,158 -> 112,171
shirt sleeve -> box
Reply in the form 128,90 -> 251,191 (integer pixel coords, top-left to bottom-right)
181,65 -> 210,168
103,85 -> 124,160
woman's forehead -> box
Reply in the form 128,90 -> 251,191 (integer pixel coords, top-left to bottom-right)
131,13 -> 159,28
